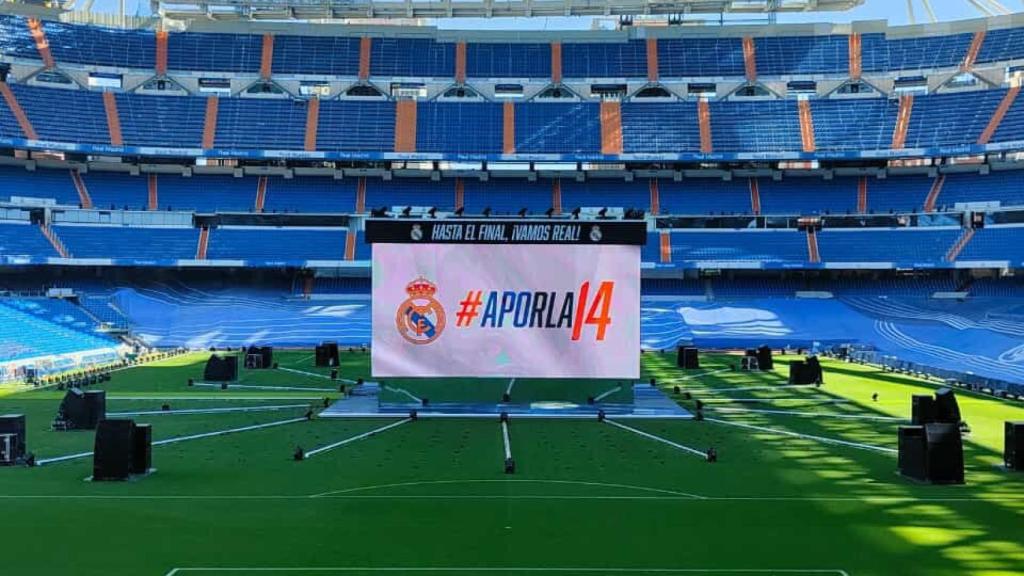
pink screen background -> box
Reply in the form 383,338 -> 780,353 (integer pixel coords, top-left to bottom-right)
372,243 -> 640,378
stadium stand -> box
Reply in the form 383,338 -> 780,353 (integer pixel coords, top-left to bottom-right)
204,227 -> 348,263
0,221 -> 57,260
2,81 -> 1024,157
817,228 -> 963,264
0,297 -> 118,363
53,224 -> 200,261
1,9 -> 1024,394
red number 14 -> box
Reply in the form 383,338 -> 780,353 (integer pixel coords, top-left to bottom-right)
572,281 -> 614,342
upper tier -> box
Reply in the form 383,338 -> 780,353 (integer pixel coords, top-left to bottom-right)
0,82 -> 1022,161
2,13 -> 1024,79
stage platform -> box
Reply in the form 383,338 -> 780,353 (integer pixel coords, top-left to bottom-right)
319,383 -> 692,420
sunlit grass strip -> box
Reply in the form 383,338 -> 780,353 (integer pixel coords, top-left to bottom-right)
705,417 -> 896,455
709,407 -> 905,421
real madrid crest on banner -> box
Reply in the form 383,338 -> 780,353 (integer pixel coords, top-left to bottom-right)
396,277 -> 446,345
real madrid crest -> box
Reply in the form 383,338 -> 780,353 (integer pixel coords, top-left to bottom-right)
589,225 -> 603,243
396,277 -> 446,345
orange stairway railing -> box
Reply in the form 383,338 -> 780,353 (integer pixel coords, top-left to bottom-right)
70,169 -> 93,209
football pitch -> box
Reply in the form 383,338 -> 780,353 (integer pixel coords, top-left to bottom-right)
1,350 -> 1022,576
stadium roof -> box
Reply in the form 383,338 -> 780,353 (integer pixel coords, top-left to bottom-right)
155,0 -> 865,22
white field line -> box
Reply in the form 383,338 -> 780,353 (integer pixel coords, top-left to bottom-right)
311,478 -> 704,499
164,567 -> 851,576
2,492 -> 1020,504
36,417 -> 308,466
505,378 -> 516,396
108,396 -> 323,401
501,420 -> 512,460
191,382 -> 336,393
302,418 -> 412,460
593,384 -> 624,402
277,366 -> 358,384
107,404 -> 310,417
151,417 -> 308,446
705,417 -> 897,455
709,407 -> 906,422
604,419 -> 708,461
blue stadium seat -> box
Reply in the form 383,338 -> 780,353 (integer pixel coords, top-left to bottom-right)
657,37 -> 745,77
416,102 -> 503,154
0,166 -> 79,206
370,38 -> 454,77
904,89 -> 1006,148
811,97 -> 897,152
758,177 -> 858,215
12,84 -> 109,146
658,178 -> 751,215
167,30 -> 262,73
213,98 -> 305,150
514,102 -> 601,154
82,172 -> 149,211
53,224 -> 199,260
205,227 -> 348,262
560,179 -> 649,212
621,102 -> 701,154
666,229 -> 809,265
365,178 -> 453,211
867,176 -> 933,213
817,228 -> 961,263
562,40 -> 646,78
272,35 -> 361,76
466,43 -> 550,79
755,35 -> 848,76
0,297 -> 117,362
263,176 -> 358,213
952,225 -> 1024,264
710,100 -> 802,152
461,178 -> 550,215
116,92 -> 206,148
156,174 -> 255,213
0,221 -> 57,259
317,100 -> 395,152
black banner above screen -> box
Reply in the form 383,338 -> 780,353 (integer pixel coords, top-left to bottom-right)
364,220 -> 648,245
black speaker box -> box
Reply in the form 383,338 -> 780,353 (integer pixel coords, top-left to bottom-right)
756,346 -> 774,371
898,425 -> 928,482
244,346 -> 274,369
315,342 -> 340,367
912,395 -> 937,425
0,414 -> 26,464
83,390 -> 106,429
805,356 -> 823,383
676,346 -> 700,369
131,423 -> 152,474
93,419 -> 135,481
1005,421 -> 1024,470
59,389 -> 105,430
934,388 -> 961,424
925,423 -> 965,485
203,354 -> 238,382
789,360 -> 821,385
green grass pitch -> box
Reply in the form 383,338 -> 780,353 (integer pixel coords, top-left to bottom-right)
1,350 -> 1022,576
